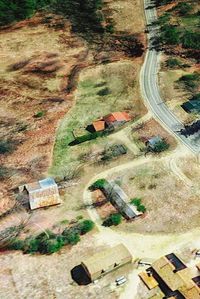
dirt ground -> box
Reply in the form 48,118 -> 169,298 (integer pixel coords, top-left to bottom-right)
0,14 -> 87,214
0,235 -> 133,299
130,118 -> 177,151
108,159 -> 200,233
2,1 -> 200,299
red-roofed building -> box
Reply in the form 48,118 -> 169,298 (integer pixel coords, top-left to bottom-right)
103,112 -> 131,124
86,112 -> 131,133
92,120 -> 106,132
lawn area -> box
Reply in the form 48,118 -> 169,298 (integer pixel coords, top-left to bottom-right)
50,60 -> 145,179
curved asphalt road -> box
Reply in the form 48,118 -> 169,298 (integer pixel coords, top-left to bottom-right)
140,0 -> 200,154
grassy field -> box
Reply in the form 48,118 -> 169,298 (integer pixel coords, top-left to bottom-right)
50,60 -> 145,179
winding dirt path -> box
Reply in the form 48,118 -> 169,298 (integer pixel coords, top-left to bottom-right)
83,142 -> 198,298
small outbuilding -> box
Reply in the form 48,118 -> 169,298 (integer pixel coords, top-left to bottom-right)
81,244 -> 133,281
19,178 -> 61,210
104,181 -> 142,220
182,100 -> 200,114
145,136 -> 163,150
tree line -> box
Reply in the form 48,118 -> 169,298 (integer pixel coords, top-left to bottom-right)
0,0 -> 104,36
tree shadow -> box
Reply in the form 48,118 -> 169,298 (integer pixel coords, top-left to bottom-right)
71,264 -> 91,285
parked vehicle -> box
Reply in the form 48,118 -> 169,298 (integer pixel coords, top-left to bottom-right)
116,277 -> 127,286
115,276 -> 126,283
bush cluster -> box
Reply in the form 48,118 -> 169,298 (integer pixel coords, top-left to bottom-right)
10,219 -> 94,254
102,213 -> 122,227
156,9 -> 200,50
179,73 -> 200,91
152,140 -> 169,153
130,198 -> 146,213
89,179 -> 108,191
166,58 -> 182,69
0,140 -> 16,154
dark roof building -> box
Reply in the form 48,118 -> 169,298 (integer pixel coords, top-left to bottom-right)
182,100 -> 200,114
103,181 -> 142,220
146,136 -> 163,149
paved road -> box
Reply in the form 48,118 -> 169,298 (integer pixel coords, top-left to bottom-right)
140,0 -> 200,154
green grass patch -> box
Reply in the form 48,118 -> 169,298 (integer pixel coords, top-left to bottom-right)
50,62 -> 137,178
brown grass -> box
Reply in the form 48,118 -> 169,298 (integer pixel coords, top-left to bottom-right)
108,161 -> 200,234
0,15 -> 87,214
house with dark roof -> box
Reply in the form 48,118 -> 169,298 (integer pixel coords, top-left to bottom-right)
181,100 -> 200,114
19,178 -> 61,210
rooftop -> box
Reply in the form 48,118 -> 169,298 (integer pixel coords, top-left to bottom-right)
81,244 -> 133,275
105,181 -> 141,219
139,271 -> 159,290
25,178 -> 57,193
147,136 -> 163,146
140,254 -> 200,299
103,111 -> 131,123
92,120 -> 106,132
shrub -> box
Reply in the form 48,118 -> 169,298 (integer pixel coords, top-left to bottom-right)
97,87 -> 111,96
8,219 -> 94,254
102,213 -> 122,227
0,140 -> 15,154
9,239 -> 24,250
23,238 -> 40,253
77,220 -> 94,235
89,179 -> 107,191
161,25 -> 180,45
152,140 -> 169,153
181,31 -> 200,50
166,58 -> 182,69
190,93 -> 200,101
62,231 -> 80,245
179,73 -> 200,91
137,204 -> 146,213
0,166 -> 10,179
130,198 -> 146,213
174,3 -> 192,16
34,111 -> 46,118
130,198 -> 141,206
45,238 -> 64,253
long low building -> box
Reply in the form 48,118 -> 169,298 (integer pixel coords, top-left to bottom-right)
81,244 -> 133,281
103,181 -> 142,220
